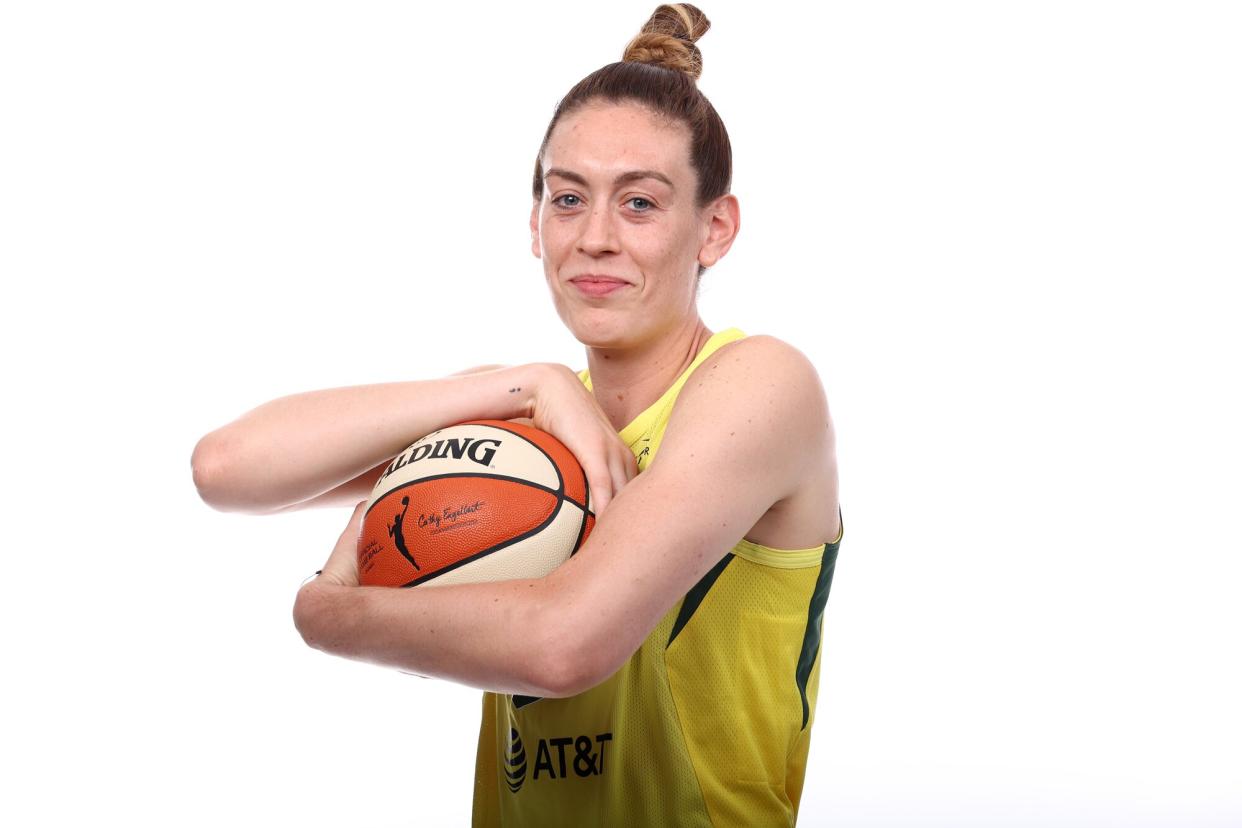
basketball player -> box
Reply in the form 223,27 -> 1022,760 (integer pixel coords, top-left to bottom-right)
191,5 -> 842,825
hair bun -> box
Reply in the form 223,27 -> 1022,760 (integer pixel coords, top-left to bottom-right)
622,3 -> 711,81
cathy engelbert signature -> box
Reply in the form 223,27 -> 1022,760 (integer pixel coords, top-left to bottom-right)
418,499 -> 485,532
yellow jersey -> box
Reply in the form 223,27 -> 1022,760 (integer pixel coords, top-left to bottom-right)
472,327 -> 843,826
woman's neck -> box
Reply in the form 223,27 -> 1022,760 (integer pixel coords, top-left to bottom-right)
585,316 -> 714,433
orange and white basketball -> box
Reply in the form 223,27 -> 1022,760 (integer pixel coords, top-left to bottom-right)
358,420 -> 595,588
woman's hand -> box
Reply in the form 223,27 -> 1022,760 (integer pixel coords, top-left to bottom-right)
313,500 -> 367,588
527,363 -> 638,516
292,500 -> 366,650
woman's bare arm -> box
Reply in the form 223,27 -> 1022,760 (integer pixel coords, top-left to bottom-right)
191,364 -> 537,515
291,336 -> 831,696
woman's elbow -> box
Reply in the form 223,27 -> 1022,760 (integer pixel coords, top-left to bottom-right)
540,636 -> 611,699
191,430 -> 258,513
292,583 -> 327,651
191,432 -> 226,506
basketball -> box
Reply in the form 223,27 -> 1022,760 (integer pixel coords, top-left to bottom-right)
357,419 -> 595,588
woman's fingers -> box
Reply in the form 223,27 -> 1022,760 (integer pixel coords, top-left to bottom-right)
582,434 -> 633,517
587,464 -> 613,517
528,361 -> 642,517
317,500 -> 366,587
607,451 -> 628,509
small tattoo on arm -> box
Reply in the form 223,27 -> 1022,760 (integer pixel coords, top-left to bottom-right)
509,387 -> 521,393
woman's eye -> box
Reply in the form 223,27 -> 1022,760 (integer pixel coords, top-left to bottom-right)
552,194 -> 652,211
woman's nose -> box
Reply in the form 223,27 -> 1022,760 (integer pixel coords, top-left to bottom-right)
577,202 -> 619,255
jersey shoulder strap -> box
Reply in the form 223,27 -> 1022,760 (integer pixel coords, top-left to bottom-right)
577,328 -> 747,468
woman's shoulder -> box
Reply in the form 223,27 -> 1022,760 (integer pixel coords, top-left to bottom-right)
668,332 -> 831,446
691,333 -> 838,544
658,331 -> 838,542
704,333 -> 828,399
579,332 -> 830,410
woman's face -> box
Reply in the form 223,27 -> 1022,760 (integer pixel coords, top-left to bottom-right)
531,100 -> 732,350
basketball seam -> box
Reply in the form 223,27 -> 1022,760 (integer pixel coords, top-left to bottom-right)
475,421 -> 575,506
490,420 -> 591,514
570,494 -> 590,557
399,488 -> 570,588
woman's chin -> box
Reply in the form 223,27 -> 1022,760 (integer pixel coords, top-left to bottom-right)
560,307 -> 632,348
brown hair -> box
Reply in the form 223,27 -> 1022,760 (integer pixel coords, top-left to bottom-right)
531,4 -> 733,278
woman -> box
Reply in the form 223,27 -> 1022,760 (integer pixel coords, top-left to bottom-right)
192,4 -> 842,825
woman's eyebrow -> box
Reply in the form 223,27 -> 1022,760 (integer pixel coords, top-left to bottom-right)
544,168 -> 675,190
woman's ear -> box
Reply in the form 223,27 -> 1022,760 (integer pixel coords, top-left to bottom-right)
530,199 -> 542,259
697,194 -> 740,269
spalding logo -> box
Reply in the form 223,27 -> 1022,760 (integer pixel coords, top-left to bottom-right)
380,437 -> 502,483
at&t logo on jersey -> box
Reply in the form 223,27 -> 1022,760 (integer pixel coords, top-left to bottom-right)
505,726 -> 613,792
505,728 -> 527,793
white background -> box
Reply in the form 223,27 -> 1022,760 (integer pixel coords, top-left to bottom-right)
2,1 -> 1239,825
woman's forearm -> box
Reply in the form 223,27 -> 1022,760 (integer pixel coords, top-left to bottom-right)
292,577 -> 572,698
192,364 -> 542,514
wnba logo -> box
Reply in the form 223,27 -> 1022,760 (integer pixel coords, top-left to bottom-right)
505,727 -> 528,793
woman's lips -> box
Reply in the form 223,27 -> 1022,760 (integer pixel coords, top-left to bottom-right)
571,277 -> 629,297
